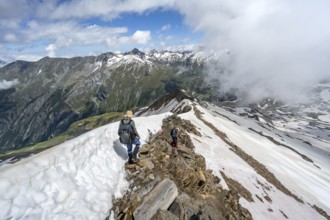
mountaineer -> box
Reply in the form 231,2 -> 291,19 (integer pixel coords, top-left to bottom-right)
170,127 -> 179,147
118,111 -> 141,164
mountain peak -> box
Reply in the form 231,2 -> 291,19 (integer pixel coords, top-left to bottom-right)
124,48 -> 145,57
131,48 -> 143,54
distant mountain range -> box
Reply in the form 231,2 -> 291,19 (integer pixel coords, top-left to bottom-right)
0,49 -> 217,152
2,48 -> 329,156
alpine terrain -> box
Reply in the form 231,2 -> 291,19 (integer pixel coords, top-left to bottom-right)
0,49 -> 212,153
0,90 -> 329,220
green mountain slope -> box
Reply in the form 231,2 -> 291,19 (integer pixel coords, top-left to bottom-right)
0,49 -> 214,152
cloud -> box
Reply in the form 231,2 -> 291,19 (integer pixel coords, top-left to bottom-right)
1,19 -> 152,57
0,79 -> 19,90
46,44 -> 57,57
4,33 -> 17,42
2,0 -> 329,104
176,0 -> 330,103
15,54 -> 43,62
0,0 -> 164,57
0,19 -> 20,30
165,44 -> 198,52
131,30 -> 151,44
106,30 -> 151,47
0,0 -> 30,20
19,21 -> 127,44
161,24 -> 171,31
35,0 -> 176,20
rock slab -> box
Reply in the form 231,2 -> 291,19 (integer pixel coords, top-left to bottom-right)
133,178 -> 178,220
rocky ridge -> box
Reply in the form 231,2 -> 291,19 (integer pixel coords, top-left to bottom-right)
109,90 -> 330,220
109,114 -> 252,220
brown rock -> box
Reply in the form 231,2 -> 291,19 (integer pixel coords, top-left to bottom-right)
139,146 -> 150,155
197,168 -> 206,183
139,158 -> 155,170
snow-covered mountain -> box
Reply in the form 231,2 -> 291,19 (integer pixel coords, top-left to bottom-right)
0,49 -> 213,153
0,91 -> 329,219
106,48 -> 208,68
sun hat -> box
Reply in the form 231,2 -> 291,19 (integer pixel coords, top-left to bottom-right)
125,110 -> 134,118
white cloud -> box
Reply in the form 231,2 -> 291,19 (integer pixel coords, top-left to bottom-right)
131,30 -> 151,44
0,79 -> 19,90
2,0 -> 329,104
15,54 -> 43,62
175,0 -> 330,103
165,44 -> 198,52
20,21 -> 128,45
46,44 -> 57,57
107,30 -> 151,47
0,0 -> 30,19
0,0 -> 169,58
0,19 -> 20,30
4,33 -> 17,42
2,20 -> 152,57
35,0 -> 176,20
161,24 -> 171,31
166,35 -> 173,40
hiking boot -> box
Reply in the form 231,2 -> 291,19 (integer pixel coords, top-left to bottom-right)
132,147 -> 140,161
128,152 -> 134,164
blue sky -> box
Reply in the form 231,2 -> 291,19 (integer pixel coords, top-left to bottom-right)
0,1 -> 203,61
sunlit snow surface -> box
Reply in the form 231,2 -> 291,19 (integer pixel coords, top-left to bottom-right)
0,114 -> 169,219
181,104 -> 330,220
1,98 -> 329,219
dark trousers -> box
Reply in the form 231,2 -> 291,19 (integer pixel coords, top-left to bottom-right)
171,137 -> 178,147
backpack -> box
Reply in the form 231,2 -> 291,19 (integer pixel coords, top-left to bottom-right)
171,128 -> 177,138
119,120 -> 133,144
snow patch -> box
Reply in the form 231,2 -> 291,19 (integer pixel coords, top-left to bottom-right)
319,115 -> 330,123
92,61 -> 102,72
0,114 -> 169,219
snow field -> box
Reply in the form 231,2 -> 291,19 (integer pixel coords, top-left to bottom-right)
180,107 -> 329,220
0,113 -> 169,220
0,99 -> 329,220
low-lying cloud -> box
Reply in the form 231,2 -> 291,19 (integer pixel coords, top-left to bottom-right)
0,79 -> 19,90
176,0 -> 330,103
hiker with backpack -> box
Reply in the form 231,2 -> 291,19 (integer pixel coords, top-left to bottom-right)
118,111 -> 141,164
170,127 -> 179,148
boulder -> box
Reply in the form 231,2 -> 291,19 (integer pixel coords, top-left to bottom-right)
139,158 -> 155,170
133,178 -> 178,220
